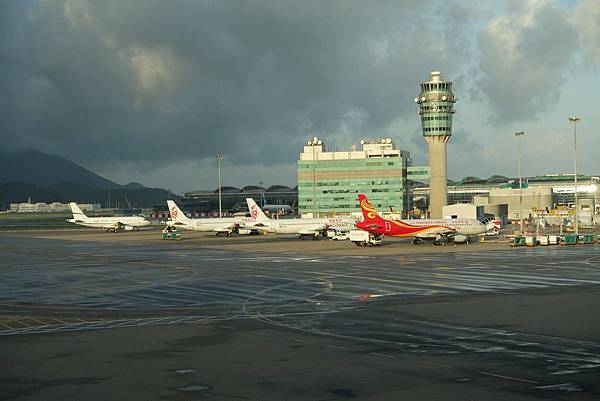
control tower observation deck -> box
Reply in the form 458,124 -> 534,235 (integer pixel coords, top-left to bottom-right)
414,71 -> 457,218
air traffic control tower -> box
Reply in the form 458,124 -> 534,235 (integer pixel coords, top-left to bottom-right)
415,71 -> 457,218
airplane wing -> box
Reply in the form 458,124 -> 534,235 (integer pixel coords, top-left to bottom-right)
118,220 -> 141,230
414,226 -> 455,239
102,222 -> 122,230
240,221 -> 272,232
325,220 -> 355,232
213,222 -> 238,234
298,224 -> 327,235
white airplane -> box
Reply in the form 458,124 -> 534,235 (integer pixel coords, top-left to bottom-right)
245,198 -> 355,239
67,202 -> 150,232
166,200 -> 252,236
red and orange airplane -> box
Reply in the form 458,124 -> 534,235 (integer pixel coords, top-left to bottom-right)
355,194 -> 487,244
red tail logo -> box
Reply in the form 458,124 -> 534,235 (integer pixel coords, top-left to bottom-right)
170,206 -> 178,219
250,204 -> 258,219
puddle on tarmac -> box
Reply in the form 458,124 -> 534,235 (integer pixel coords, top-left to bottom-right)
175,384 -> 212,392
534,383 -> 582,392
175,369 -> 197,374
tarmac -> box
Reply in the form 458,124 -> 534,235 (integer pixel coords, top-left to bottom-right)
1,228 -> 599,400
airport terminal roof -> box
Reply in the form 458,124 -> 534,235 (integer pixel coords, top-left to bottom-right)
186,185 -> 297,197
266,185 -> 294,192
241,185 -> 265,192
416,174 -> 598,190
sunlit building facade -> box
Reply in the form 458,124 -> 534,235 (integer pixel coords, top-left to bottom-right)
297,137 -> 428,216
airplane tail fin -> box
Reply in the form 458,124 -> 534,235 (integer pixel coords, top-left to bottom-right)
246,198 -> 269,221
357,194 -> 384,223
69,202 -> 88,221
484,218 -> 502,232
167,200 -> 191,222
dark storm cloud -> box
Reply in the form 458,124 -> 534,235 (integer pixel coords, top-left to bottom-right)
476,0 -> 579,124
1,0 -> 473,174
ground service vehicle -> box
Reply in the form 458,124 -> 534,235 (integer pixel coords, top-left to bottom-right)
349,230 -> 382,246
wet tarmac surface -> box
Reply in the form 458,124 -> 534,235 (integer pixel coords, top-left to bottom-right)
1,235 -> 600,399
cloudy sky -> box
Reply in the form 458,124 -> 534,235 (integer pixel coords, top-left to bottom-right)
1,0 -> 599,193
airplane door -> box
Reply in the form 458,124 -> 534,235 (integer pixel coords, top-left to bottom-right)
385,221 -> 391,233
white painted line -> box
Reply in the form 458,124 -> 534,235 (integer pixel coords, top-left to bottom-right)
478,371 -> 539,384
28,317 -> 49,326
220,325 -> 235,330
370,352 -> 395,359
253,331 -> 271,336
10,319 -> 31,328
421,361 -> 451,368
291,338 -> 305,343
325,344 -> 348,350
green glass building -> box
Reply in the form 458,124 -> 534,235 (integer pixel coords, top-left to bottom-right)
297,137 -> 428,216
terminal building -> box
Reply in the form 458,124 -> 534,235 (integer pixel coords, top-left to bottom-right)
413,174 -> 599,226
9,200 -> 100,213
180,185 -> 298,216
297,137 -> 429,216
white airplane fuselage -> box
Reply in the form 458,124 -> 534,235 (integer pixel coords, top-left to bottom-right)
250,216 -> 355,235
68,216 -> 150,230
168,217 -> 252,232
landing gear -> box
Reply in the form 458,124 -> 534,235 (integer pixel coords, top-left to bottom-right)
433,235 -> 448,246
412,238 -> 422,245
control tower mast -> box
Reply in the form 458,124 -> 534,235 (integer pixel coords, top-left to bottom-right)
415,71 -> 457,218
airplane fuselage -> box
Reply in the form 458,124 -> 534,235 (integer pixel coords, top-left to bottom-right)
169,217 -> 250,232
356,217 -> 485,238
252,217 -> 355,235
402,218 -> 486,235
68,216 -> 150,230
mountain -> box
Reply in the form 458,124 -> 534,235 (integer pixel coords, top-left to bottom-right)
0,181 -> 179,209
122,182 -> 146,189
0,149 -> 122,189
0,150 -> 179,209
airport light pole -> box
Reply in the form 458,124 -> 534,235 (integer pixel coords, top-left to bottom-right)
515,131 -> 525,234
216,153 -> 224,218
569,117 -> 580,235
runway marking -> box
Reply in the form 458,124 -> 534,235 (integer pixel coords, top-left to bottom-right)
421,361 -> 451,368
291,338 -> 305,343
253,331 -> 271,336
477,371 -> 539,384
370,352 -> 395,359
27,317 -> 48,326
325,344 -> 347,350
9,319 -> 31,328
219,325 -> 235,330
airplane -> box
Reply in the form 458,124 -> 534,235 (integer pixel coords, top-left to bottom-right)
355,194 -> 487,245
261,204 -> 294,215
166,200 -> 253,236
245,198 -> 355,239
67,202 -> 150,232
